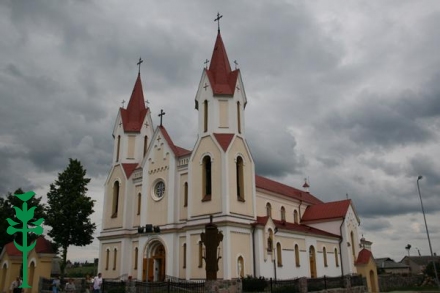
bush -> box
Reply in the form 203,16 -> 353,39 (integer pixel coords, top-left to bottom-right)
242,276 -> 267,292
424,261 -> 440,279
273,285 -> 297,293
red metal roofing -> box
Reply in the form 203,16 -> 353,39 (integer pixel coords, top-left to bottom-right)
255,175 -> 323,205
301,199 -> 351,222
122,163 -> 138,179
355,248 -> 373,265
206,32 -> 239,95
4,236 -> 54,256
159,126 -> 191,157
254,216 -> 340,239
213,133 -> 234,152
120,73 -> 148,132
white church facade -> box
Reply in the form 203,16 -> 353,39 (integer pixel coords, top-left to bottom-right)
97,27 -> 362,281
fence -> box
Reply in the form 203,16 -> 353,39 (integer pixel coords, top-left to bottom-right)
102,278 -> 205,293
242,274 -> 366,293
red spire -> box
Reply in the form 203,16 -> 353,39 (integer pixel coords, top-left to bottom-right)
120,73 -> 149,132
206,32 -> 239,95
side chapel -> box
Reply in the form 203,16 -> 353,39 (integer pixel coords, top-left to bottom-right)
97,23 -> 364,281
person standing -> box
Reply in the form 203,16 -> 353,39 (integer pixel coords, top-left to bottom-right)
92,273 -> 102,293
64,278 -> 76,292
9,277 -> 21,293
51,276 -> 60,293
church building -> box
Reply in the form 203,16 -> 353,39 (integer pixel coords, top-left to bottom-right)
97,24 -> 363,281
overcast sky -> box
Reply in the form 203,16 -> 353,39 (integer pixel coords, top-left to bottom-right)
1,1 -> 440,264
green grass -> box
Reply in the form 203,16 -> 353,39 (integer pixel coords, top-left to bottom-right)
65,266 -> 96,277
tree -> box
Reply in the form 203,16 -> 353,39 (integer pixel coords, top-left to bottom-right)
0,188 -> 46,252
424,260 -> 440,279
45,158 -> 96,280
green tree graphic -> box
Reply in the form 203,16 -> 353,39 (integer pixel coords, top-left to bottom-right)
6,191 -> 44,288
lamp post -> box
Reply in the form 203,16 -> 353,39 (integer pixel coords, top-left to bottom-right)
416,176 -> 439,288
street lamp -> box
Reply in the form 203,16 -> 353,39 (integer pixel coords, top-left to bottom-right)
416,176 -> 439,289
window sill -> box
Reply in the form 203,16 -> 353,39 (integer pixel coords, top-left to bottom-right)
237,197 -> 245,202
202,194 -> 212,202
111,213 -> 118,218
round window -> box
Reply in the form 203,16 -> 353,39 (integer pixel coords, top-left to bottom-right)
154,181 -> 166,199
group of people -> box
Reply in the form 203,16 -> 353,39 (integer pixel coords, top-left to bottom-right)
51,273 -> 102,293
9,277 -> 22,293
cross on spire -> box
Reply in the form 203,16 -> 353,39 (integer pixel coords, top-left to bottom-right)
137,57 -> 143,74
234,60 -> 238,70
204,83 -> 209,91
214,12 -> 223,32
122,100 -> 126,108
158,109 -> 166,126
204,59 -> 209,69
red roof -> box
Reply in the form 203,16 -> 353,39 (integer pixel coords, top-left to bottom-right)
159,126 -> 192,157
122,163 -> 138,179
255,175 -> 323,205
120,73 -> 148,132
213,133 -> 234,151
254,216 -> 339,239
206,32 -> 239,95
355,248 -> 373,265
301,199 -> 351,222
4,236 -> 55,256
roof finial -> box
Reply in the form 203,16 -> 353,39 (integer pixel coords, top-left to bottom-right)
214,12 -> 223,33
158,109 -> 166,126
137,57 -> 143,74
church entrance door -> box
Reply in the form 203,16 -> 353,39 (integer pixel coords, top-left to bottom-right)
143,241 -> 166,282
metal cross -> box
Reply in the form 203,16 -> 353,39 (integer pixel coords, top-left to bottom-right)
137,57 -> 143,74
158,109 -> 166,126
214,12 -> 223,32
122,100 -> 126,108
204,59 -> 209,69
119,122 -> 122,127
144,122 -> 149,128
157,136 -> 162,143
234,60 -> 238,70
236,85 -> 240,92
204,83 -> 209,91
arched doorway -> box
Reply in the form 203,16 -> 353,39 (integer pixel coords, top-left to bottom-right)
143,241 -> 166,282
309,246 -> 317,278
369,269 -> 377,293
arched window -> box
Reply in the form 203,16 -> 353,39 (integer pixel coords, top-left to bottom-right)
137,192 -> 141,215
202,156 -> 212,200
280,206 -> 286,221
113,248 -> 117,270
237,256 -> 244,278
277,243 -> 283,267
198,241 -> 203,268
204,100 -> 208,132
267,229 -> 274,253
105,249 -> 110,270
266,203 -> 272,217
295,244 -> 300,267
116,135 -> 121,162
335,248 -> 339,267
237,101 -> 241,134
236,156 -> 244,201
112,181 -> 120,218
143,135 -> 148,157
184,182 -> 188,207
351,231 -> 356,257
134,247 -> 138,270
323,246 -> 328,267
294,210 -> 299,224
183,243 -> 187,268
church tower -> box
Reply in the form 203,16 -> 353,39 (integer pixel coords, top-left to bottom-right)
189,26 -> 256,225
101,65 -> 154,231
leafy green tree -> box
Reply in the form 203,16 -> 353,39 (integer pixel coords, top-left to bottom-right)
45,158 -> 96,280
0,188 -> 46,252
